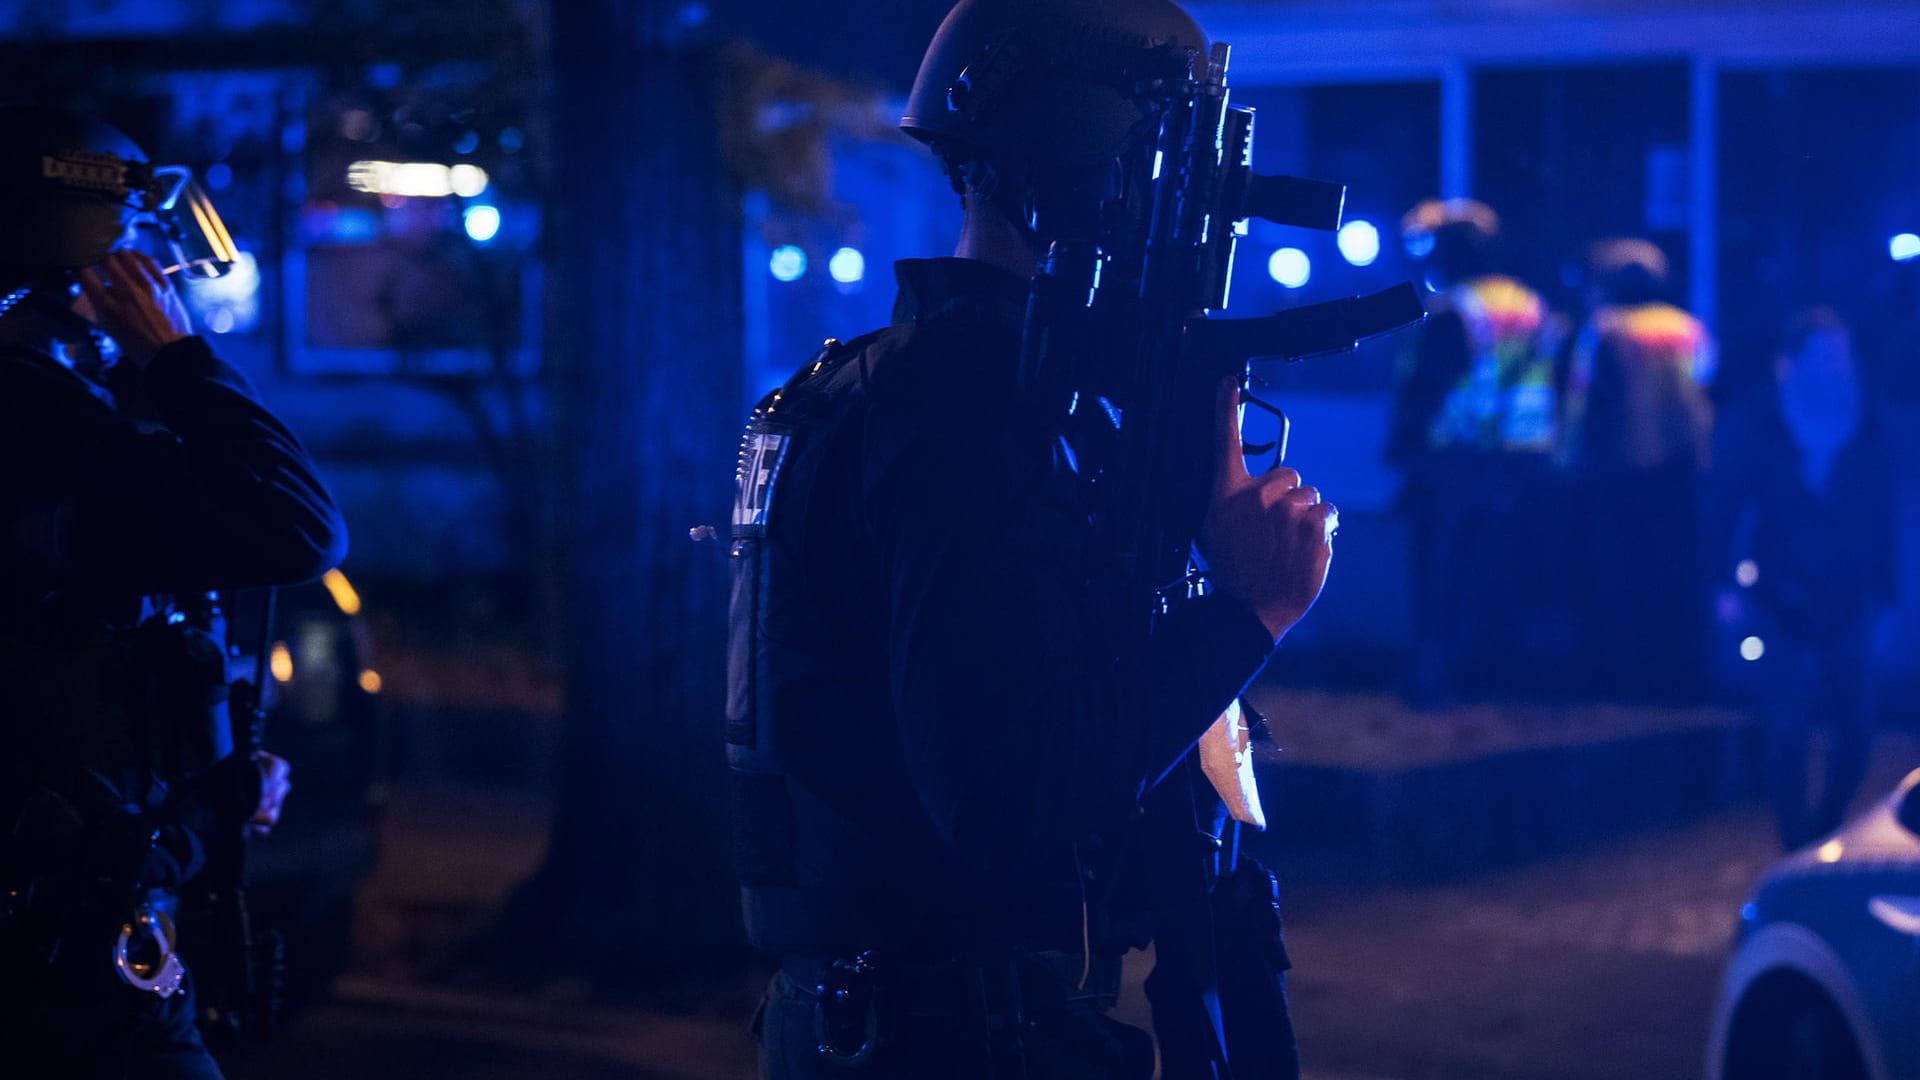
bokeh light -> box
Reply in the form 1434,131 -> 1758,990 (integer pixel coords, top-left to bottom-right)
769,245 -> 807,282
463,203 -> 502,243
829,247 -> 866,285
1268,248 -> 1311,288
1338,220 -> 1381,266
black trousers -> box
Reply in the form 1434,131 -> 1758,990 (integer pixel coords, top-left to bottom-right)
755,960 -> 1154,1080
1752,615 -> 1879,850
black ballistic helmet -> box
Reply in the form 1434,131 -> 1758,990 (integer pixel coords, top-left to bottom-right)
902,0 -> 1206,189
0,107 -> 154,286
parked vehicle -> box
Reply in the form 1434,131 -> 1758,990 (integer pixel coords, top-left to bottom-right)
1709,768 -> 1920,1080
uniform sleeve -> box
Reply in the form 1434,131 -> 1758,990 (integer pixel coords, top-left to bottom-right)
33,337 -> 348,593
870,391 -> 1276,883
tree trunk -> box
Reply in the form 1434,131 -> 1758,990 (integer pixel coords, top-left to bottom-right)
513,0 -> 746,987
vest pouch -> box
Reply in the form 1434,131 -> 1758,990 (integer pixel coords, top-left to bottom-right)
726,535 -> 763,749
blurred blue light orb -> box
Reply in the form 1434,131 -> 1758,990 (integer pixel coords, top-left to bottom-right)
770,245 -> 807,282
1405,232 -> 1436,260
1892,233 -> 1920,262
204,162 -> 233,191
453,130 -> 481,156
829,247 -> 866,285
1338,220 -> 1381,267
463,204 -> 502,243
1268,248 -> 1311,289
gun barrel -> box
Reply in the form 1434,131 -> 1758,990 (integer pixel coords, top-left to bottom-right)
1187,282 -> 1427,367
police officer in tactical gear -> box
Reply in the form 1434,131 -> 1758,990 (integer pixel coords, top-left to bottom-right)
728,2 -> 1335,1076
0,106 -> 346,1079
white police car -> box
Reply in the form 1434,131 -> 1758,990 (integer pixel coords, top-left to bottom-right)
1708,768 -> 1920,1080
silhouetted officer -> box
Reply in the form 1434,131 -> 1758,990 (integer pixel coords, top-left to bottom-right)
0,107 -> 346,1080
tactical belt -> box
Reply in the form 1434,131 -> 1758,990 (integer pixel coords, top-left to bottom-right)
742,884 -> 973,958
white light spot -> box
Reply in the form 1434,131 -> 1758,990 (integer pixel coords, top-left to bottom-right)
828,246 -> 865,285
1735,560 -> 1760,589
1337,220 -> 1381,267
1268,248 -> 1311,289
463,203 -> 502,243
1740,636 -> 1766,662
1892,233 -> 1920,263
346,160 -> 489,199
448,164 -> 489,198
769,245 -> 806,282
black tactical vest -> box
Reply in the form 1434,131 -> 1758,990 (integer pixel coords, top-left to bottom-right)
727,329 -> 968,956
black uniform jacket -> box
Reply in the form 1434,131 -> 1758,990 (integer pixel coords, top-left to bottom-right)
0,336 -> 348,881
735,258 -> 1276,953
1708,393 -> 1895,639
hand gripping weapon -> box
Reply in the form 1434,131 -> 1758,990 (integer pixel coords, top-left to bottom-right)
1011,40 -> 1426,635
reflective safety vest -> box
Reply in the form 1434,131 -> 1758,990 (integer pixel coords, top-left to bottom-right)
1564,301 -> 1716,471
1425,274 -> 1559,453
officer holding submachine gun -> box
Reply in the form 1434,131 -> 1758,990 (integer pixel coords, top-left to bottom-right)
725,2 -> 1423,1076
0,106 -> 347,1079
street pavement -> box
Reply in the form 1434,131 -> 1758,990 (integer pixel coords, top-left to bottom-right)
221,735 -> 1920,1080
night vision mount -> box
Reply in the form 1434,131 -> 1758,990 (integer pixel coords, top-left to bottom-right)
40,148 -> 240,280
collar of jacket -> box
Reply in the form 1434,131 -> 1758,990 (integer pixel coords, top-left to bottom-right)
890,258 -> 1030,331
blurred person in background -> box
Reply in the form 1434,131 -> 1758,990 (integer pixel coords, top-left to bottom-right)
1388,198 -> 1562,708
1561,237 -> 1715,702
0,106 -> 346,1079
1709,307 -> 1895,850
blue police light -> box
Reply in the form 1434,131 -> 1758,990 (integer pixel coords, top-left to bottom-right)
1892,233 -> 1920,263
1337,220 -> 1381,267
829,247 -> 866,285
770,245 -> 807,282
1268,248 -> 1311,289
463,204 -> 502,243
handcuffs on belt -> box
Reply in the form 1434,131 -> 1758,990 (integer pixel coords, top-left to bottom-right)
114,903 -> 185,998
814,951 -> 881,1064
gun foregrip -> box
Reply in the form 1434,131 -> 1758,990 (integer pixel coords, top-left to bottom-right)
1242,174 -> 1347,233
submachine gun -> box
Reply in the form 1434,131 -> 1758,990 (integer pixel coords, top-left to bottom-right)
178,588 -> 285,1048
1008,40 -> 1425,1077
1014,39 -> 1423,625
